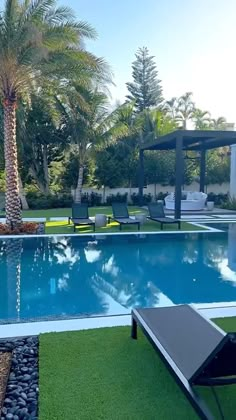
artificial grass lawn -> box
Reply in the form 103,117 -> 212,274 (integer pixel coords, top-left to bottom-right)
2,206 -> 139,219
39,317 -> 236,420
0,206 -> 203,233
45,219 -> 200,234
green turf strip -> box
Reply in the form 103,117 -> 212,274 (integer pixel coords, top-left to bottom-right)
1,206 -> 203,233
39,317 -> 236,420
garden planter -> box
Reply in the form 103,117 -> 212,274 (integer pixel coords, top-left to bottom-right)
0,223 -> 45,235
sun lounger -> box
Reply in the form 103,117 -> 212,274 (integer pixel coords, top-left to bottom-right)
68,203 -> 95,232
147,202 -> 180,230
108,203 -> 140,231
131,305 -> 236,419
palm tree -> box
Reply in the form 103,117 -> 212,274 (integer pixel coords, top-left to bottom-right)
59,86 -> 125,203
176,92 -> 195,129
164,97 -> 178,120
192,108 -> 211,130
0,0 -> 103,227
211,117 -> 227,130
140,108 -> 178,145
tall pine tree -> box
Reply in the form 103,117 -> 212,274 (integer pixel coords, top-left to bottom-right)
126,47 -> 163,112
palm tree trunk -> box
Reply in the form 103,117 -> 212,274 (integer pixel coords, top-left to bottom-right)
74,165 -> 84,203
42,144 -> 50,194
29,165 -> 48,194
6,239 -> 22,321
18,174 -> 29,210
4,99 -> 22,227
102,186 -> 106,204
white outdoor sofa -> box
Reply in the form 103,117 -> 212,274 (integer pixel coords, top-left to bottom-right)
164,191 -> 207,211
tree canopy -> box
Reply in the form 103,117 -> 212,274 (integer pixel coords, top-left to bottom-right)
126,47 -> 163,112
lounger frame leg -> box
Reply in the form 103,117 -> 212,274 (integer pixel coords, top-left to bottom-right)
132,309 -> 214,420
119,223 -> 122,231
138,223 -> 140,231
131,317 -> 137,339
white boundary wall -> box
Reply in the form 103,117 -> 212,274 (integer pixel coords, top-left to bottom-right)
76,182 -> 230,203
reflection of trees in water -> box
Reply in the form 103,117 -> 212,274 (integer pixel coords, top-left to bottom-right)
203,236 -> 227,269
3,232 -> 236,320
47,234 -> 236,309
94,239 -> 161,309
19,237 -> 109,318
5,239 -> 23,320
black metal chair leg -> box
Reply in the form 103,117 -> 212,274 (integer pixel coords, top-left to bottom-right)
131,317 -> 137,339
119,223 -> 122,231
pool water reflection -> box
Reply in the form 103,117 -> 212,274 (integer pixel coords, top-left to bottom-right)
1,226 -> 236,323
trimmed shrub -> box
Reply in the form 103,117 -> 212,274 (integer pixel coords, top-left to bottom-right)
81,192 -> 102,207
207,192 -> 228,206
26,192 -> 72,209
156,192 -> 168,201
26,191 -> 103,209
221,196 -> 236,210
106,193 -> 128,205
130,193 -> 152,206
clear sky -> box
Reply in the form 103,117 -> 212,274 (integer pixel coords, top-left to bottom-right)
59,0 -> 236,124
1,0 -> 235,122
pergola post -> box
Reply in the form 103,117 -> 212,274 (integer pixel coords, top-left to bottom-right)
199,148 -> 206,192
175,135 -> 183,219
138,149 -> 144,206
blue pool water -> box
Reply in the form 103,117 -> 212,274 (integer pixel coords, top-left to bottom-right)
1,228 -> 236,323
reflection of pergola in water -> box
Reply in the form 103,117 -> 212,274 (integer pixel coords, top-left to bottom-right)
139,129 -> 236,218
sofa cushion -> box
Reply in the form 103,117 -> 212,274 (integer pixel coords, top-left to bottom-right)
186,192 -> 194,200
192,192 -> 201,200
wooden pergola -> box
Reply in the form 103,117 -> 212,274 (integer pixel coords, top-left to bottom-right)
139,129 -> 236,219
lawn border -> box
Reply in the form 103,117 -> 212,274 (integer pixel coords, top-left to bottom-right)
0,224 -> 221,239
1,306 -> 236,339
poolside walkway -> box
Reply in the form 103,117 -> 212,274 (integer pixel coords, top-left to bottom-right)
164,207 -> 236,216
1,304 -> 236,339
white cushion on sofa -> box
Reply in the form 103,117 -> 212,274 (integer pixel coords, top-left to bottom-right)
192,192 -> 201,200
186,192 -> 194,200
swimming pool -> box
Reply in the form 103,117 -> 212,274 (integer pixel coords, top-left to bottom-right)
1,227 -> 236,324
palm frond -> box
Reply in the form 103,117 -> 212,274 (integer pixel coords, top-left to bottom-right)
4,0 -> 19,27
43,6 -> 75,24
72,20 -> 97,39
24,0 -> 56,23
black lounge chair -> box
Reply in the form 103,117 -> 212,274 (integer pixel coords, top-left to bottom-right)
147,202 -> 180,230
108,203 -> 140,231
131,305 -> 236,420
68,203 -> 95,232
